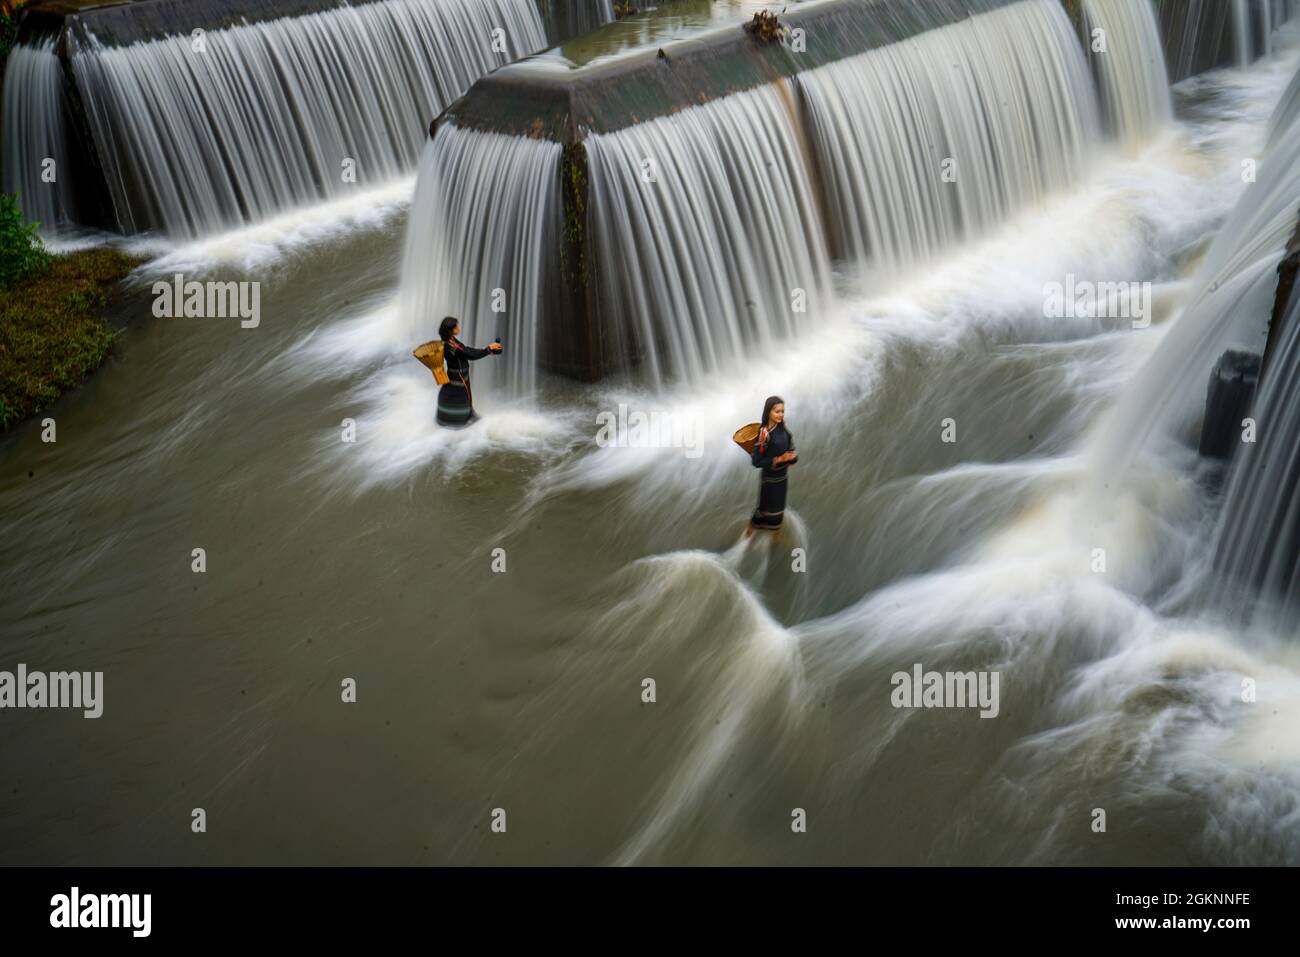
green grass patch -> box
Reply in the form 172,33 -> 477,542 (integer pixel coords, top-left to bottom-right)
1,244 -> 140,432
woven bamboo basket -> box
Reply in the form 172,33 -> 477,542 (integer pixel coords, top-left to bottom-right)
733,423 -> 761,455
413,340 -> 449,385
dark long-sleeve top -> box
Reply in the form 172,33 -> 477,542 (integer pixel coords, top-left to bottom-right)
751,423 -> 796,476
444,336 -> 493,376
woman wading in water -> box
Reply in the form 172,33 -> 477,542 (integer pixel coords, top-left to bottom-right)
437,316 -> 501,427
749,396 -> 797,533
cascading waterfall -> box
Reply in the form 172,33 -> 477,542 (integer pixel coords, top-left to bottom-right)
1207,6 -> 1300,626
1082,0 -> 1173,143
411,0 -> 1174,390
0,39 -> 79,232
1239,0 -> 1300,63
1159,0 -> 1299,82
63,0 -> 547,238
1161,0 -> 1232,83
398,125 -> 561,398
1255,0 -> 1300,59
585,81 -> 833,383
799,0 -> 1100,276
1087,66 -> 1300,490
1213,285 -> 1300,622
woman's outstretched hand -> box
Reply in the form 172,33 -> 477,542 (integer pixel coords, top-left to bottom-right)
488,341 -> 503,353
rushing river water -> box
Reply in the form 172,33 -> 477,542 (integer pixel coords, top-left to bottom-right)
3,21 -> 1300,866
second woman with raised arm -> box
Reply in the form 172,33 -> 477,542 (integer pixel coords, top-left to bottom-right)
437,316 -> 501,428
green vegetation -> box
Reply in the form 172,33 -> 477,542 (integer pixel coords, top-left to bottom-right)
0,194 -> 139,432
0,192 -> 51,286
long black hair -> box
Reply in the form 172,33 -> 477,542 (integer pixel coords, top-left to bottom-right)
439,316 -> 459,341
760,395 -> 786,433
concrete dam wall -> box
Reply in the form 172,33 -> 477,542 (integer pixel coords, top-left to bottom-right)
414,0 -> 1291,380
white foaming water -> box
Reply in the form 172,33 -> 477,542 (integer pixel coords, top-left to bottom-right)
324,371 -> 578,489
130,177 -> 415,275
534,126 -> 1220,509
295,297 -> 583,488
531,304 -> 872,505
64,0 -> 546,237
585,80 -> 833,384
398,127 -> 562,398
1083,0 -> 1174,144
1,39 -> 78,233
800,0 -> 1100,276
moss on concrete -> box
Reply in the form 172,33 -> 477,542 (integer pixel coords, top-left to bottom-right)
560,142 -> 588,292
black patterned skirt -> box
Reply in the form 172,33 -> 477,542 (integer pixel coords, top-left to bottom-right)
436,374 -> 476,428
751,470 -> 789,529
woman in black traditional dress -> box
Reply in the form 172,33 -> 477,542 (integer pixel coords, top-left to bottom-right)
750,396 -> 797,532
437,316 -> 501,427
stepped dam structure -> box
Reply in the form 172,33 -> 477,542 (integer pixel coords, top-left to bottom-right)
407,0 -> 1299,382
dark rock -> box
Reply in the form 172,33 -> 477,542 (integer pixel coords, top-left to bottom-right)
1200,349 -> 1261,460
